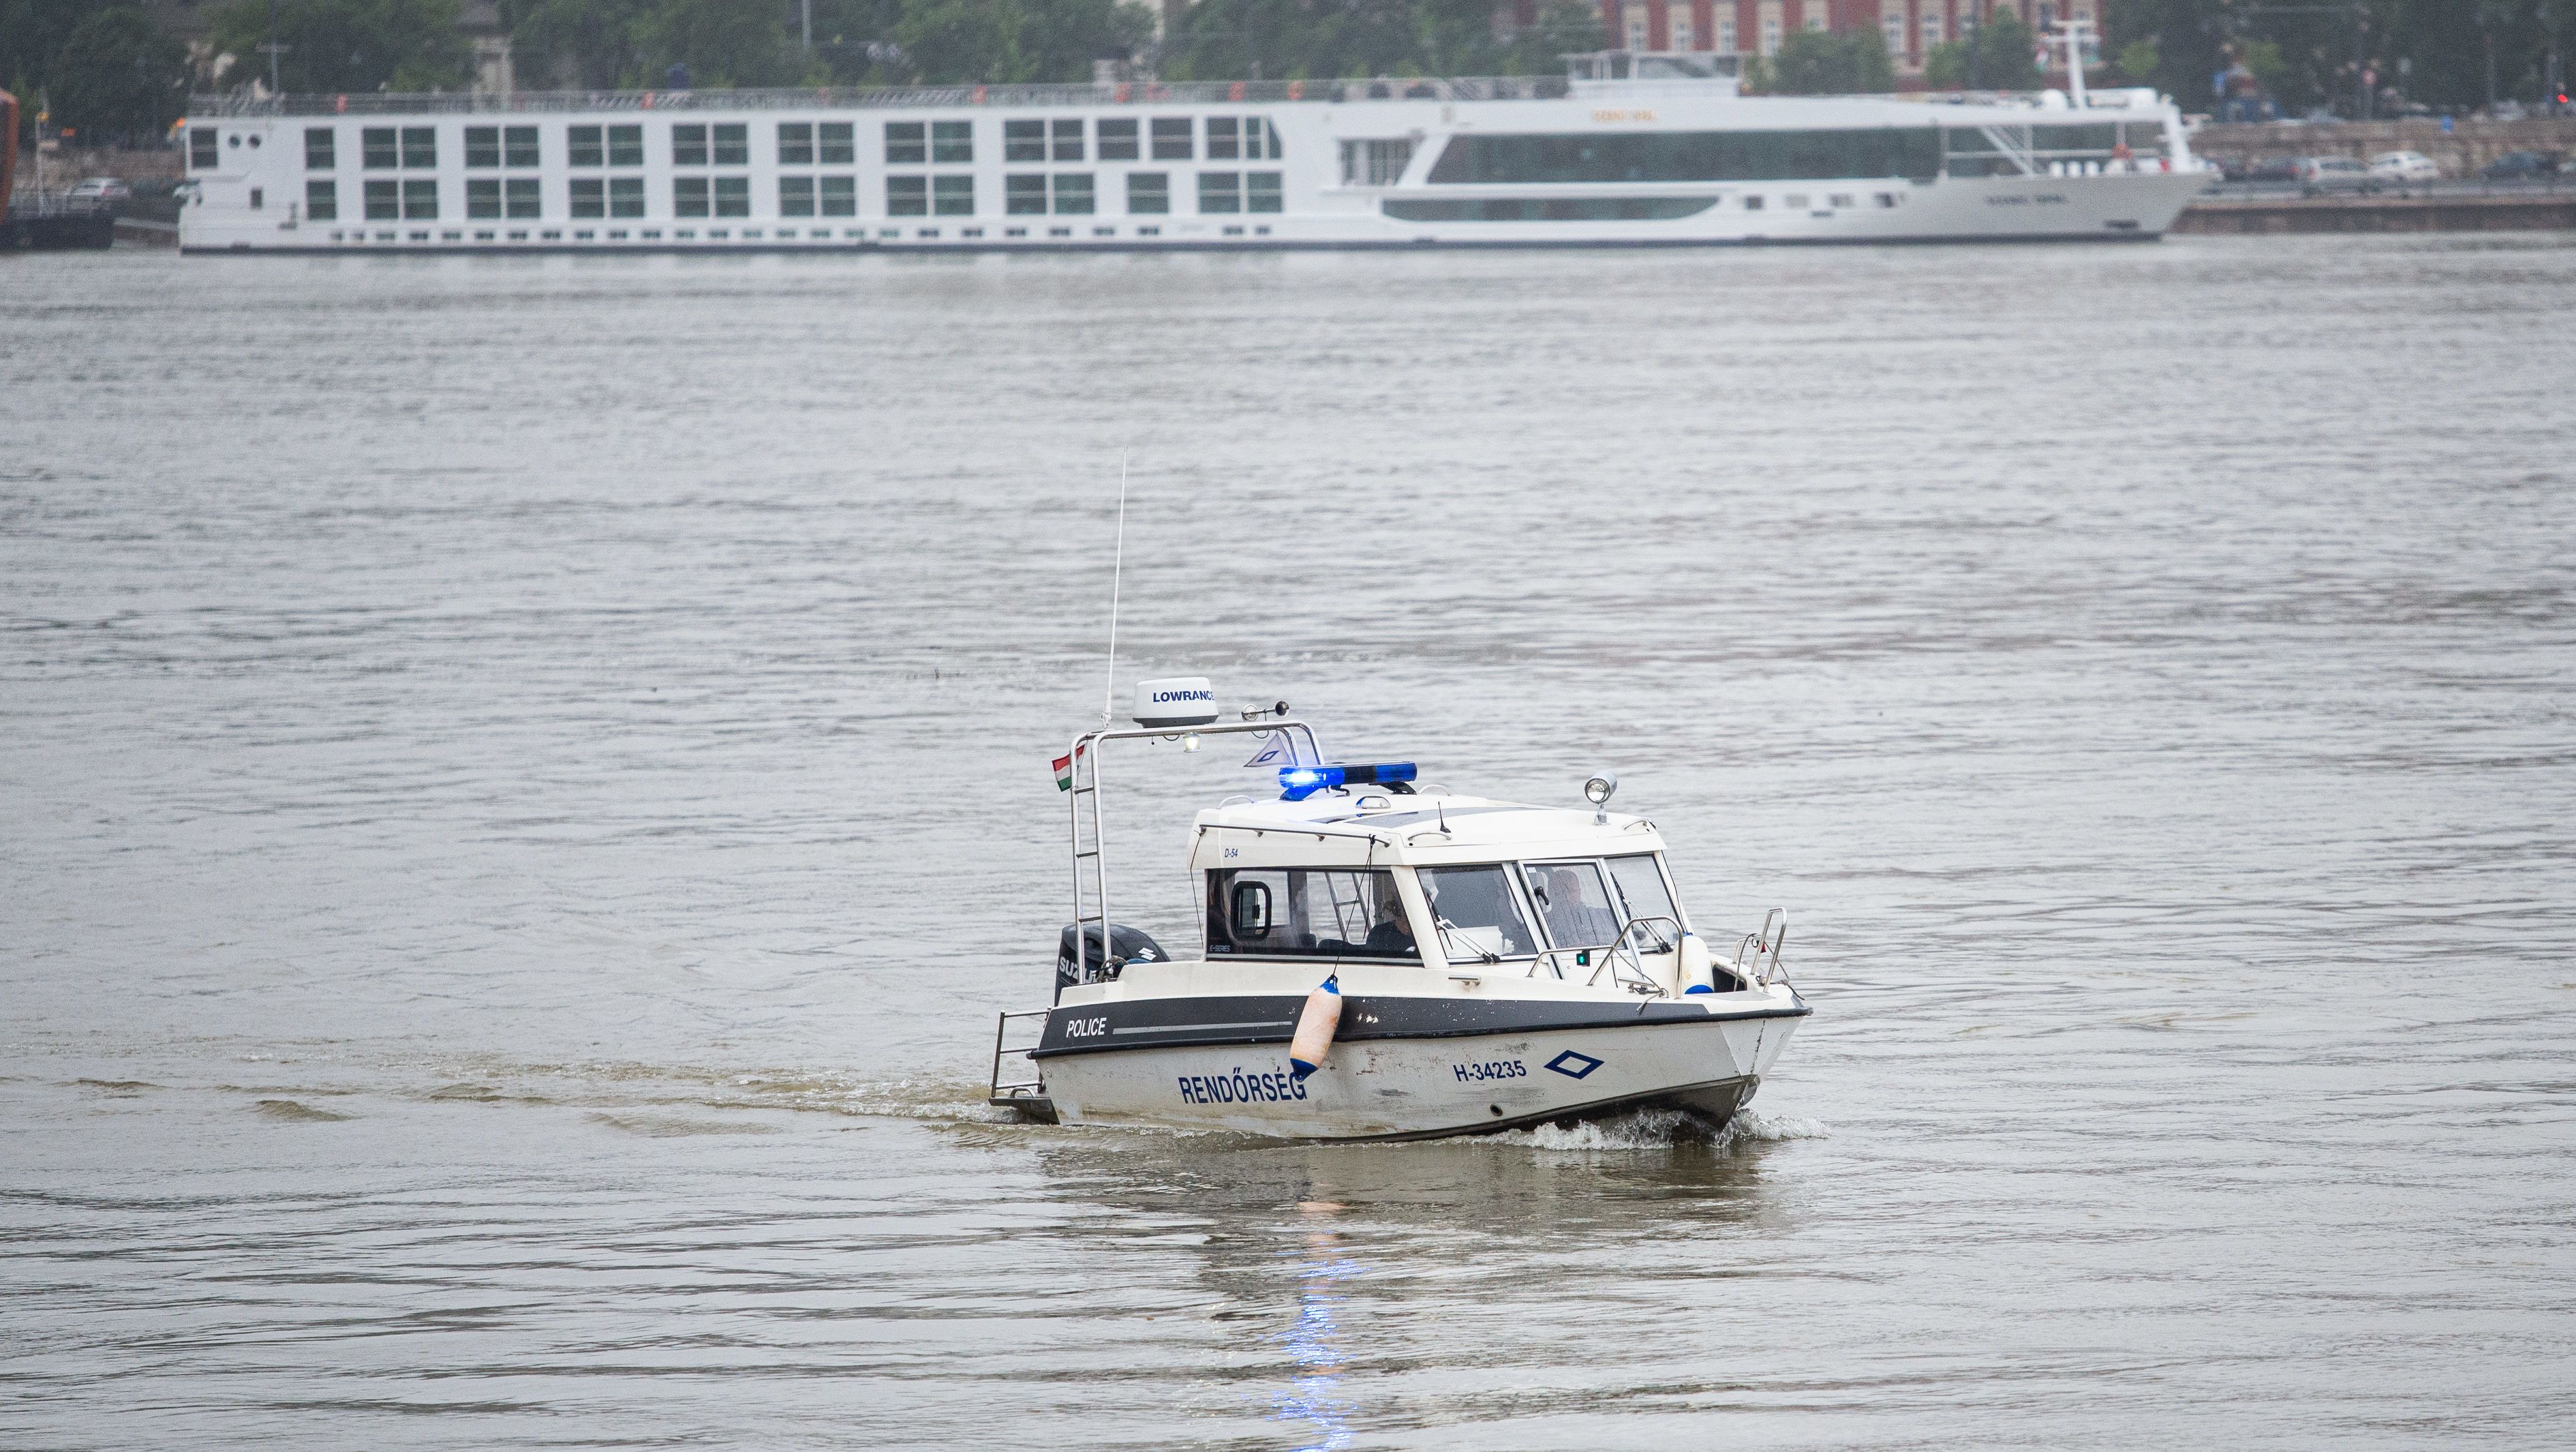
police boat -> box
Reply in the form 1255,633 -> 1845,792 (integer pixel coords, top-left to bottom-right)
988,680 -> 1811,1141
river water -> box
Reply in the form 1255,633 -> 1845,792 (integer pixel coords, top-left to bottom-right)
5,237 -> 2574,1449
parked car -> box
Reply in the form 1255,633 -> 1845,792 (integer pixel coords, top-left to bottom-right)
2213,155 -> 2252,183
2368,150 -> 2442,182
2296,155 -> 2376,194
2248,155 -> 2304,184
2481,150 -> 2560,180
63,177 -> 132,202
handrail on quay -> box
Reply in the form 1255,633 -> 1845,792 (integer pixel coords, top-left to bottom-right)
187,75 -> 1574,118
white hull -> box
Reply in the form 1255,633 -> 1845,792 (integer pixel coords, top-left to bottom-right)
1029,987 -> 1805,1140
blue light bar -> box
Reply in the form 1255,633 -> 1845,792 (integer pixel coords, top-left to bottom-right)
1279,761 -> 1415,801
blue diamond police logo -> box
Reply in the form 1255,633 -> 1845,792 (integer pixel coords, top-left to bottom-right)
1544,1050 -> 1604,1080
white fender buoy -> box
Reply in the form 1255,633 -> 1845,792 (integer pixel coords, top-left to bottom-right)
1677,932 -> 1717,994
1288,974 -> 1342,1081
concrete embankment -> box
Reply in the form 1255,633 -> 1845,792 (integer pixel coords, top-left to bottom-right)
2191,117 -> 2576,177
2176,192 -> 2576,234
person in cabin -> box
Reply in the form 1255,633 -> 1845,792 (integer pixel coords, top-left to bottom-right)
1364,895 -> 1417,956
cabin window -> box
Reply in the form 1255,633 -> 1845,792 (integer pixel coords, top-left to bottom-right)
1005,119 -> 1045,162
887,175 -> 927,215
1150,117 -> 1193,160
466,125 -> 500,167
820,176 -> 855,215
400,127 -> 435,168
191,127 -> 220,169
506,126 -> 540,168
780,122 -> 814,165
669,124 -> 704,166
712,123 -> 748,166
819,122 -> 855,164
1052,173 -> 1094,214
1247,171 -> 1283,212
714,175 -> 750,216
570,178 -> 604,218
780,176 -> 815,216
1522,862 -> 1623,950
305,179 -> 337,220
611,177 -> 643,217
1198,171 -> 1241,213
1053,119 -> 1085,162
1426,129 -> 1942,186
675,177 -> 709,217
467,177 -> 502,218
1606,854 -> 1681,948
363,128 -> 397,169
608,125 -> 643,167
506,178 -> 540,218
931,121 -> 972,164
1126,172 -> 1168,213
885,121 -> 926,164
1419,866 -> 1538,962
366,179 -> 398,219
305,128 -> 335,170
932,175 -> 975,215
1007,174 -> 1046,214
399,178 -> 437,220
1098,118 -> 1139,160
1205,869 -> 1417,961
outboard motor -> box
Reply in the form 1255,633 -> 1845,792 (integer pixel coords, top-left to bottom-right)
1056,924 -> 1169,996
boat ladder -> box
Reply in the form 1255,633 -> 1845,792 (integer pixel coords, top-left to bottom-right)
989,1009 -> 1054,1119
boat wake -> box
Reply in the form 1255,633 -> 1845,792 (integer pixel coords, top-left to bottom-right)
1494,1107 -> 1831,1153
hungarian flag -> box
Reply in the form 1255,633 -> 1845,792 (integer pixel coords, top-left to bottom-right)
1053,742 -> 1087,791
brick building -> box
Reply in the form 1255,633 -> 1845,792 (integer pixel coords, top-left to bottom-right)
1497,0 -> 2103,79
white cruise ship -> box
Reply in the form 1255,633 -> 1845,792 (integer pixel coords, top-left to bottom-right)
177,50 -> 2207,255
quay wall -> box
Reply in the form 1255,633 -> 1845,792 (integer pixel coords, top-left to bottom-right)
2175,193 -> 2576,234
2190,117 -> 2576,177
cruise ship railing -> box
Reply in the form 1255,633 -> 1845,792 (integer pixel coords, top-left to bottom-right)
187,75 -> 1573,119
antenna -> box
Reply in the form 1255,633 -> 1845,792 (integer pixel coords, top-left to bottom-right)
1101,456 -> 1129,725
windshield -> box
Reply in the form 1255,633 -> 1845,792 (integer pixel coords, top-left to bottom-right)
1204,868 -> 1417,961
1418,865 -> 1538,961
1522,861 -> 1624,948
1606,853 -> 1681,950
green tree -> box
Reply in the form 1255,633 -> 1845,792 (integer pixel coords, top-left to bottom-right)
895,0 -> 1149,85
46,6 -> 189,142
632,0 -> 797,86
1160,0 -> 1596,83
1764,27 -> 1892,94
1925,9 -> 2039,90
207,0 -> 472,93
499,0 -> 651,88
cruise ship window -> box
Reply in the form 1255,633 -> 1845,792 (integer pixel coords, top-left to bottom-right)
1052,173 -> 1094,214
671,124 -> 707,166
818,122 -> 854,164
1005,119 -> 1044,162
820,175 -> 855,215
1206,117 -> 1239,160
675,176 -> 710,217
506,177 -> 540,218
191,127 -> 219,169
1197,171 -> 1241,214
779,122 -> 814,165
467,177 -> 501,217
887,175 -> 928,215
505,126 -> 539,167
365,179 -> 398,219
1005,173 -> 1046,215
1744,194 -> 1764,209
305,179 -> 337,220
1125,172 -> 1167,213
925,121 -> 968,163
714,175 -> 750,216
713,124 -> 748,166
1236,117 -> 1282,160
305,128 -> 335,170
1150,117 -> 1191,160
1247,170 -> 1282,213
570,125 -> 605,167
399,127 -> 435,168
401,177 -> 438,219
780,175 -> 816,216
570,178 -> 605,218
1097,118 -> 1139,161
363,128 -> 397,169
609,125 -> 643,167
1052,119 -> 1084,162
466,126 -> 499,168
885,121 -> 926,164
610,176 -> 643,217
932,174 -> 974,214
1338,138 -> 1411,185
